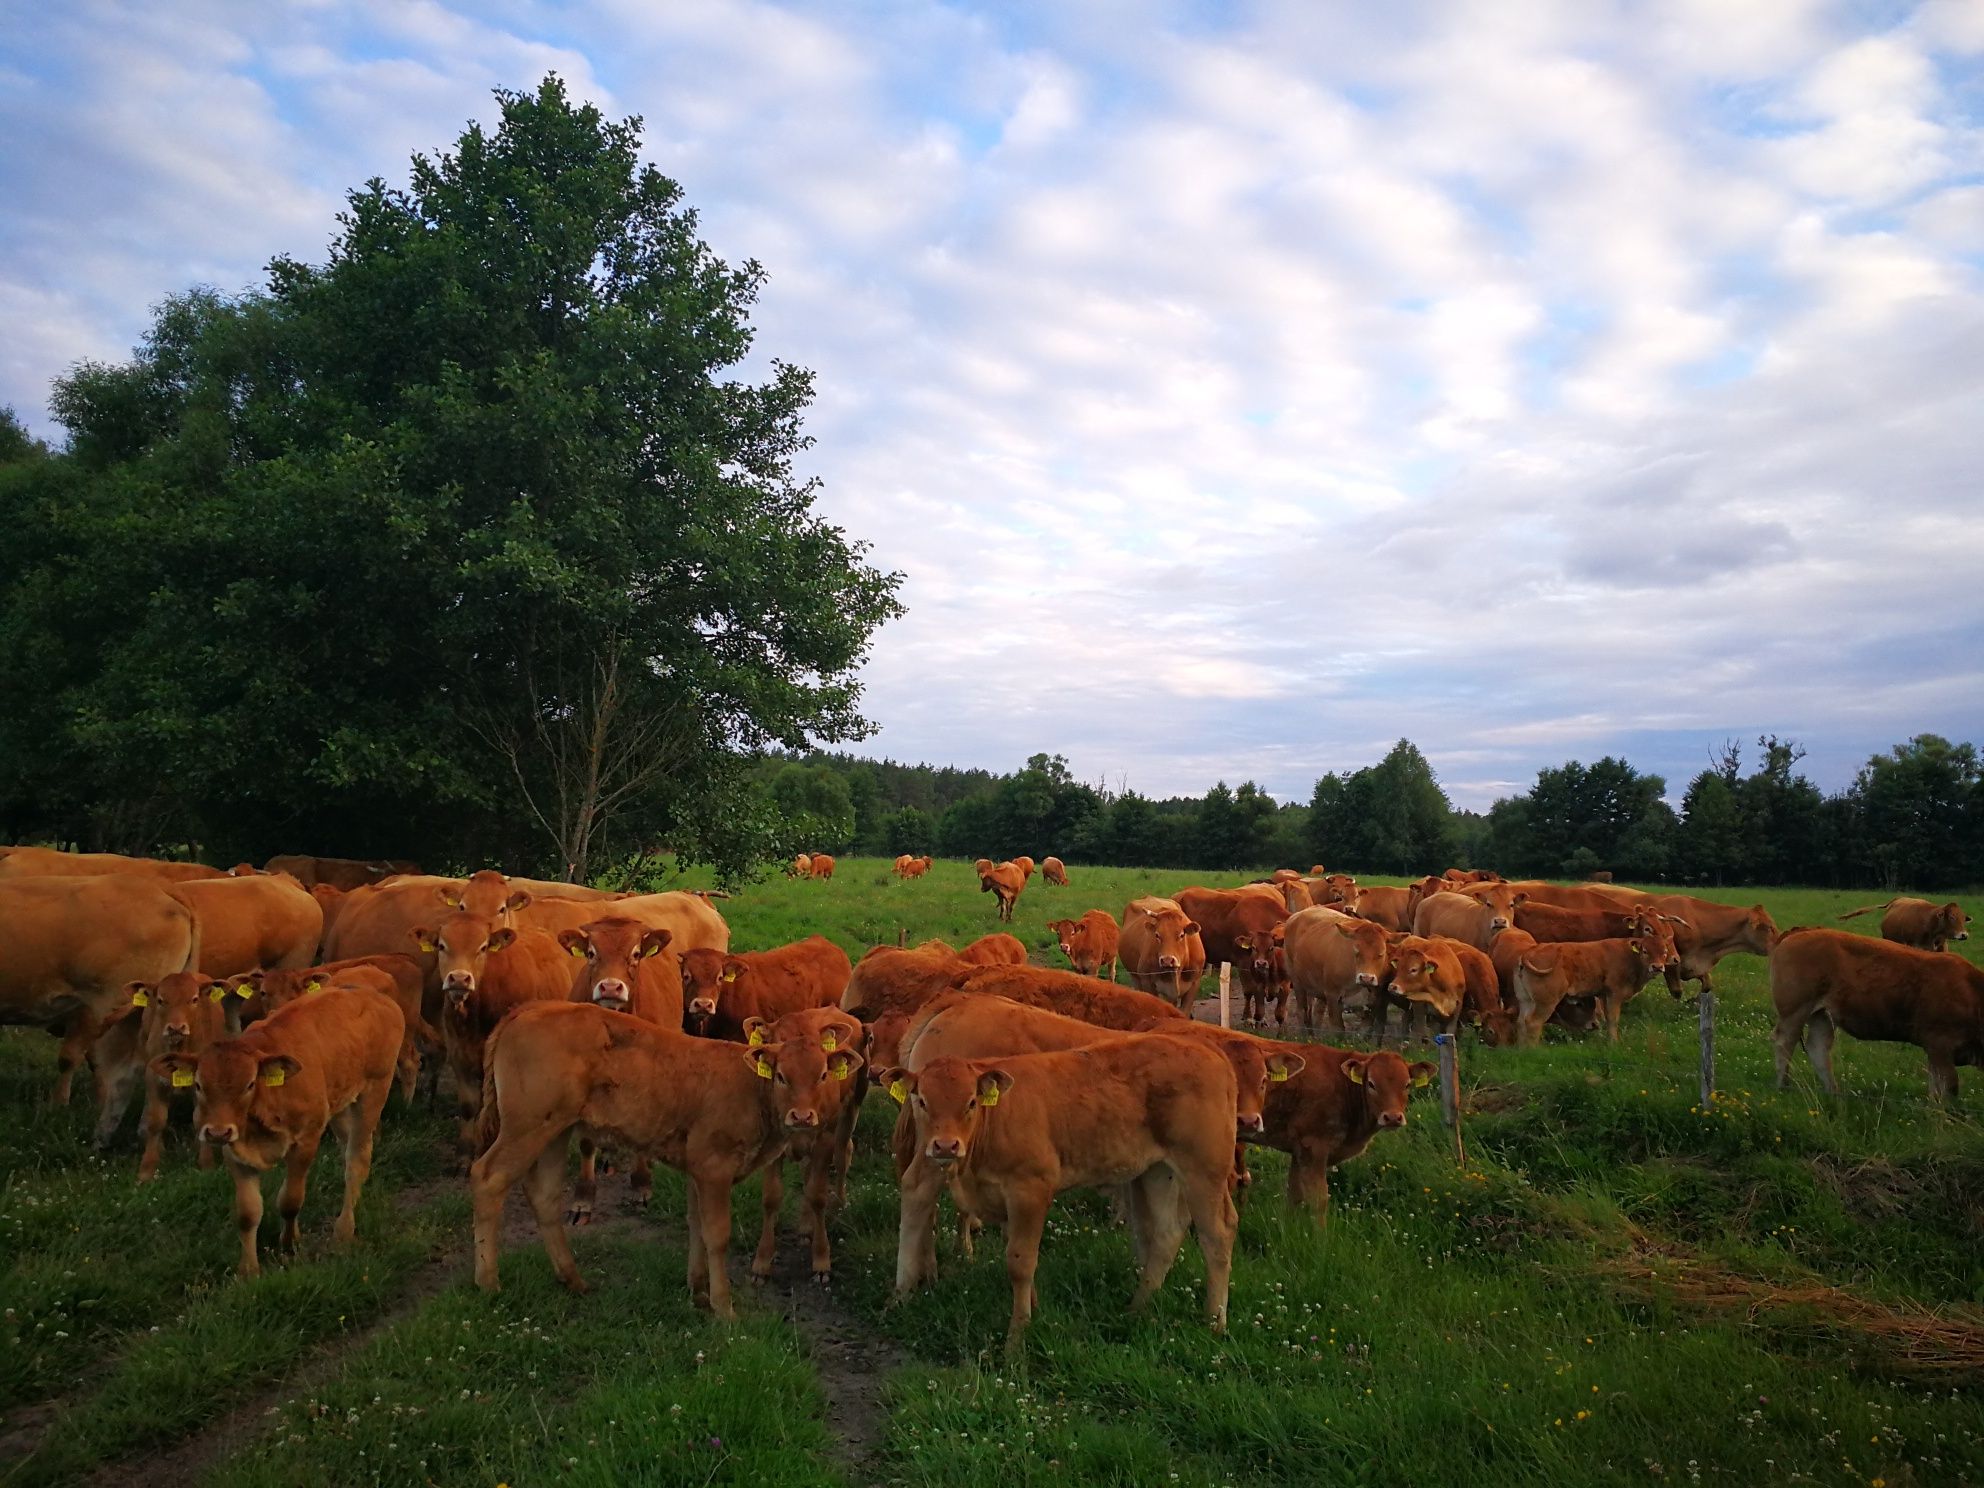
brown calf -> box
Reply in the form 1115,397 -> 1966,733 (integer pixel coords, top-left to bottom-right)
1119,897 -> 1206,1010
679,936 -> 851,1041
1047,911 -> 1120,980
1838,897 -> 1970,954
1513,932 -> 1675,1044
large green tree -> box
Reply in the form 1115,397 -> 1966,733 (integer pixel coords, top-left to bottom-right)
0,79 -> 901,878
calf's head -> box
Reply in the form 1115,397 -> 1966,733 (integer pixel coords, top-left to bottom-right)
1941,903 -> 1970,942
747,1031 -> 863,1130
560,918 -> 672,1012
130,971 -> 227,1053
1336,919 -> 1391,987
1388,938 -> 1463,1019
678,947 -> 744,1033
1343,1050 -> 1434,1129
151,1041 -> 301,1150
1223,1041 -> 1305,1139
1143,909 -> 1200,971
412,912 -> 515,1006
882,1057 -> 1013,1166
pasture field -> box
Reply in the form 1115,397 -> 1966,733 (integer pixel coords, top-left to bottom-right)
3,859 -> 1982,1487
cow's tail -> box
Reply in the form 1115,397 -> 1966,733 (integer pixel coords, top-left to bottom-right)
1835,903 -> 1889,921
474,1018 -> 511,1156
165,887 -> 204,975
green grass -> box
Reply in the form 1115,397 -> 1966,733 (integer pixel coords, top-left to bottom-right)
4,858 -> 1983,1486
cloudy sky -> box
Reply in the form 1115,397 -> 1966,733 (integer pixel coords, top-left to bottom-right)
5,1 -> 1982,808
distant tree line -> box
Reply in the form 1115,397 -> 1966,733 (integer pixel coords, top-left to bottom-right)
761,734 -> 1984,890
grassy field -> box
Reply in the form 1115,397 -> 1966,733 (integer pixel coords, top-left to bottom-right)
3,859 -> 1982,1486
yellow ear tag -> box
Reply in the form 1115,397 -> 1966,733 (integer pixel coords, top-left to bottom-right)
233,983 -> 254,999
417,938 -> 436,953
1412,1071 -> 1432,1088
263,1068 -> 286,1088
1346,1064 -> 1365,1085
171,1069 -> 193,1088
980,1085 -> 1000,1108
888,1077 -> 908,1104
568,944 -> 586,959
1270,1065 -> 1290,1082
747,1026 -> 766,1048
754,1057 -> 773,1080
834,1062 -> 849,1081
131,992 -> 149,1008
304,978 -> 324,994
820,1031 -> 838,1052
210,986 -> 229,1002
721,968 -> 739,983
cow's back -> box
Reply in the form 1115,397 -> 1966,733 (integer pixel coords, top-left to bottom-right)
953,964 -> 1182,1029
0,876 -> 201,1023
168,875 -> 323,977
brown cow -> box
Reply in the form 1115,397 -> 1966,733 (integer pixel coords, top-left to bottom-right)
519,890 -> 729,954
559,917 -> 680,1224
263,855 -> 420,891
469,1001 -> 853,1317
792,854 -> 813,878
1515,900 -> 1669,943
1349,885 -> 1413,932
745,1007 -> 867,1281
1374,935 -> 1467,1043
940,964 -> 1186,1035
1281,907 -> 1390,1034
841,944 -> 979,1071
2,875 -> 201,1107
415,910 -> 572,1150
893,854 -> 916,879
680,936 -> 851,1042
0,846 -> 224,883
1041,856 -> 1069,887
222,954 -> 436,1102
1838,898 -> 1970,953
1119,897 -> 1207,1010
910,856 -> 934,878
166,874 -> 323,978
1260,1045 -> 1434,1220
958,933 -> 1028,966
1011,855 -> 1036,881
1513,930 -> 1675,1044
1411,885 -> 1525,950
1047,911 -> 1120,980
1771,927 -> 1984,1101
1175,887 -> 1288,1025
809,854 -> 837,880
1440,939 -> 1510,1042
97,971 -> 230,1178
1279,880 -> 1315,912
1442,868 -> 1502,884
977,860 -> 1026,922
1643,896 -> 1778,1000
323,870 -> 529,973
882,1036 -> 1240,1346
154,985 -> 403,1277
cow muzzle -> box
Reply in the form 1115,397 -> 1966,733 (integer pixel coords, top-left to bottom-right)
443,971 -> 475,994
784,1108 -> 820,1129
1356,971 -> 1379,987
1377,1111 -> 1405,1129
688,997 -> 717,1018
1237,1113 -> 1265,1141
925,1138 -> 962,1165
1157,955 -> 1180,970
1489,916 -> 1509,931
201,1123 -> 238,1145
1957,931 -> 1971,941
163,1024 -> 192,1046
590,979 -> 630,1011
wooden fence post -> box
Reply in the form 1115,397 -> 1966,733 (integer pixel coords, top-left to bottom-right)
1218,963 -> 1231,1029
1434,1032 -> 1465,1167
1699,987 -> 1716,1107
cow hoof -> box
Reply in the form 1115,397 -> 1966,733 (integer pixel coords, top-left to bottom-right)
565,1207 -> 592,1227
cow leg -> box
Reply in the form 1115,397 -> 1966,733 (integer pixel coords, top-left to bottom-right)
568,1138 -> 599,1226
276,1137 -> 319,1255
229,1158 -> 266,1278
1926,1044 -> 1960,1104
1326,991 -> 1346,1037
1802,1009 -> 1839,1094
1370,995 -> 1390,1045
1128,1167 -> 1190,1311
470,1121 -> 569,1293
894,1157 -> 945,1293
523,1142 -> 586,1292
93,1058 -> 143,1149
1664,963 -> 1686,1000
1286,1142 -> 1332,1222
1181,1167 -> 1237,1335
1002,1187 -> 1052,1351
136,1082 -> 170,1183
692,1173 -> 740,1321
52,1007 -> 102,1108
1771,1010 -> 1802,1090
752,1160 -> 784,1282
804,1143 -> 837,1281
686,1179 -> 709,1304
330,1082 -> 390,1248
395,1037 -> 419,1104
630,1157 -> 653,1209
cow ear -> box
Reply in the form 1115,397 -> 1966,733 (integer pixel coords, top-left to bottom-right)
149,1053 -> 196,1086
977,1069 -> 1014,1107
1513,892 -> 1526,905
640,928 -> 673,957
126,980 -> 154,1008
1409,1061 -> 1436,1089
1233,934 -> 1252,951
746,1047 -> 777,1080
437,887 -> 464,909
827,1048 -> 863,1082
1335,923 -> 1354,938
818,1018 -> 859,1053
721,957 -> 746,984
1342,1056 -> 1367,1086
505,890 -> 533,912
558,929 -> 589,959
485,927 -> 517,953
879,1067 -> 913,1104
410,926 -> 438,953
1181,921 -> 1201,937
1267,1052 -> 1305,1082
743,1016 -> 770,1048
259,1055 -> 301,1088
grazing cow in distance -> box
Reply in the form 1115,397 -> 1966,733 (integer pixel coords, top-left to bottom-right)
1011,855 -> 1036,881
1120,897 -> 1206,1011
155,985 -> 403,1277
976,860 -> 1026,922
1837,898 -> 1969,954
1041,856 -> 1069,887
1771,927 -> 1984,1102
792,854 -> 813,878
1048,911 -> 1120,980
809,854 -> 836,880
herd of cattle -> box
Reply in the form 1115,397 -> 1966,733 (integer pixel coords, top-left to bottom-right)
0,844 -> 1977,1347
